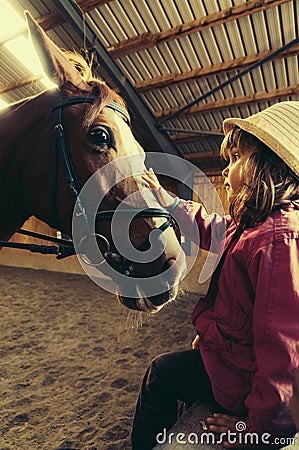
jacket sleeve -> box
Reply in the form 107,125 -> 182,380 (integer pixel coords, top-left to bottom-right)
173,199 -> 231,252
245,237 -> 299,438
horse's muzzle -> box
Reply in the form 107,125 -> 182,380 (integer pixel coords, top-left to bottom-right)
117,285 -> 178,313
117,256 -> 183,313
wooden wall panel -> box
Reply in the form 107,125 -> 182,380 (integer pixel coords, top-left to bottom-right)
10,217 -> 56,244
0,217 -> 83,274
193,174 -> 229,214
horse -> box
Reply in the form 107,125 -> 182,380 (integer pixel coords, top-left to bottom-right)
0,12 -> 186,313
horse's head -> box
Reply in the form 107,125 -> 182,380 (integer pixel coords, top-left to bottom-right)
22,12 -> 186,313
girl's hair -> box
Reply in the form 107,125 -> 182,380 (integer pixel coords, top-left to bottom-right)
220,127 -> 299,231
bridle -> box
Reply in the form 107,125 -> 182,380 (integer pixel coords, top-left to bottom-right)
0,92 -> 175,272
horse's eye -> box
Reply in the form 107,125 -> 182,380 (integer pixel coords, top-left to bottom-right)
88,126 -> 114,148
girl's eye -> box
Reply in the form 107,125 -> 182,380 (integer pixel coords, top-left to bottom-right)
88,126 -> 115,148
232,152 -> 239,161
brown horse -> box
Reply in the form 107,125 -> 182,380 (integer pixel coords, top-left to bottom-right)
0,12 -> 186,313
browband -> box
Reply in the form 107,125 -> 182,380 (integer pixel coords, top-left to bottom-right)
52,95 -> 131,124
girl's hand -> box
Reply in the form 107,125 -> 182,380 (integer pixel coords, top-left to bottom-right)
206,414 -> 260,448
141,167 -> 161,190
141,168 -> 177,209
207,413 -> 241,435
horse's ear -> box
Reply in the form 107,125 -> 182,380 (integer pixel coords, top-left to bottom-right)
25,10 -> 89,90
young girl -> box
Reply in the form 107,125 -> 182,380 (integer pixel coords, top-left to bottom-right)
131,101 -> 299,449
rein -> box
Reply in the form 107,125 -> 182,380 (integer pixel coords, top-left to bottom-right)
0,93 -> 174,264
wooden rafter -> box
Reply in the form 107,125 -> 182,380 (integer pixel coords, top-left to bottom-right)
0,74 -> 43,94
75,0 -> 115,13
108,0 -> 293,58
192,160 -> 224,175
184,151 -> 221,162
201,168 -> 223,176
155,85 -> 299,120
37,0 -> 114,31
169,130 -> 223,143
135,45 -> 299,92
36,10 -> 65,31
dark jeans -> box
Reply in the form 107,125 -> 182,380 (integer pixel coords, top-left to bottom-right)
131,349 -> 218,450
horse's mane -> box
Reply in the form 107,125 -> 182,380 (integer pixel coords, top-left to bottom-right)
65,51 -> 93,81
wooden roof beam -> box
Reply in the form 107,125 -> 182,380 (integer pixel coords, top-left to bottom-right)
75,0 -> 115,13
135,45 -> 299,92
155,84 -> 299,119
184,152 -> 221,162
201,168 -> 223,176
108,0 -> 293,58
0,74 -> 43,94
36,0 -> 114,31
169,129 -> 223,143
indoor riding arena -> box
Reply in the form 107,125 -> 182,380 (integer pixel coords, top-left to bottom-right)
0,1 -> 298,450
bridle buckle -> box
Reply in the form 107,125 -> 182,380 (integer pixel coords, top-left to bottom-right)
78,233 -> 110,266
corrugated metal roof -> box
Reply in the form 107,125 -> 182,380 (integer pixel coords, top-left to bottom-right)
1,0 -> 299,174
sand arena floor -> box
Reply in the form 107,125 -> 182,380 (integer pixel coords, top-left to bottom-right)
0,265 -> 199,450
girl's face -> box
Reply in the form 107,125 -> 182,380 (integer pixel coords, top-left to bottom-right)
221,146 -> 253,202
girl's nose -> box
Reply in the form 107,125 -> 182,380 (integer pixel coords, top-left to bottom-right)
222,165 -> 228,178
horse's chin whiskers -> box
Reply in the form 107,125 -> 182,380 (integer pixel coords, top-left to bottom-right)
170,285 -> 180,301
125,310 -> 145,332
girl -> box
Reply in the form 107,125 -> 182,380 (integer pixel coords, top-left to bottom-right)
131,101 -> 299,449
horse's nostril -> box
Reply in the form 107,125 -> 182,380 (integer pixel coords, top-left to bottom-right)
118,295 -> 141,311
162,257 -> 176,272
148,291 -> 171,306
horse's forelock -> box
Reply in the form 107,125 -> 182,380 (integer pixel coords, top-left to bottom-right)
82,81 -> 126,130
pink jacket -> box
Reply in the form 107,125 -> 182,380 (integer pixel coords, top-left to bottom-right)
174,199 -> 299,438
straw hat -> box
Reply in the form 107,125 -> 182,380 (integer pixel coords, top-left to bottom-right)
223,101 -> 299,177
